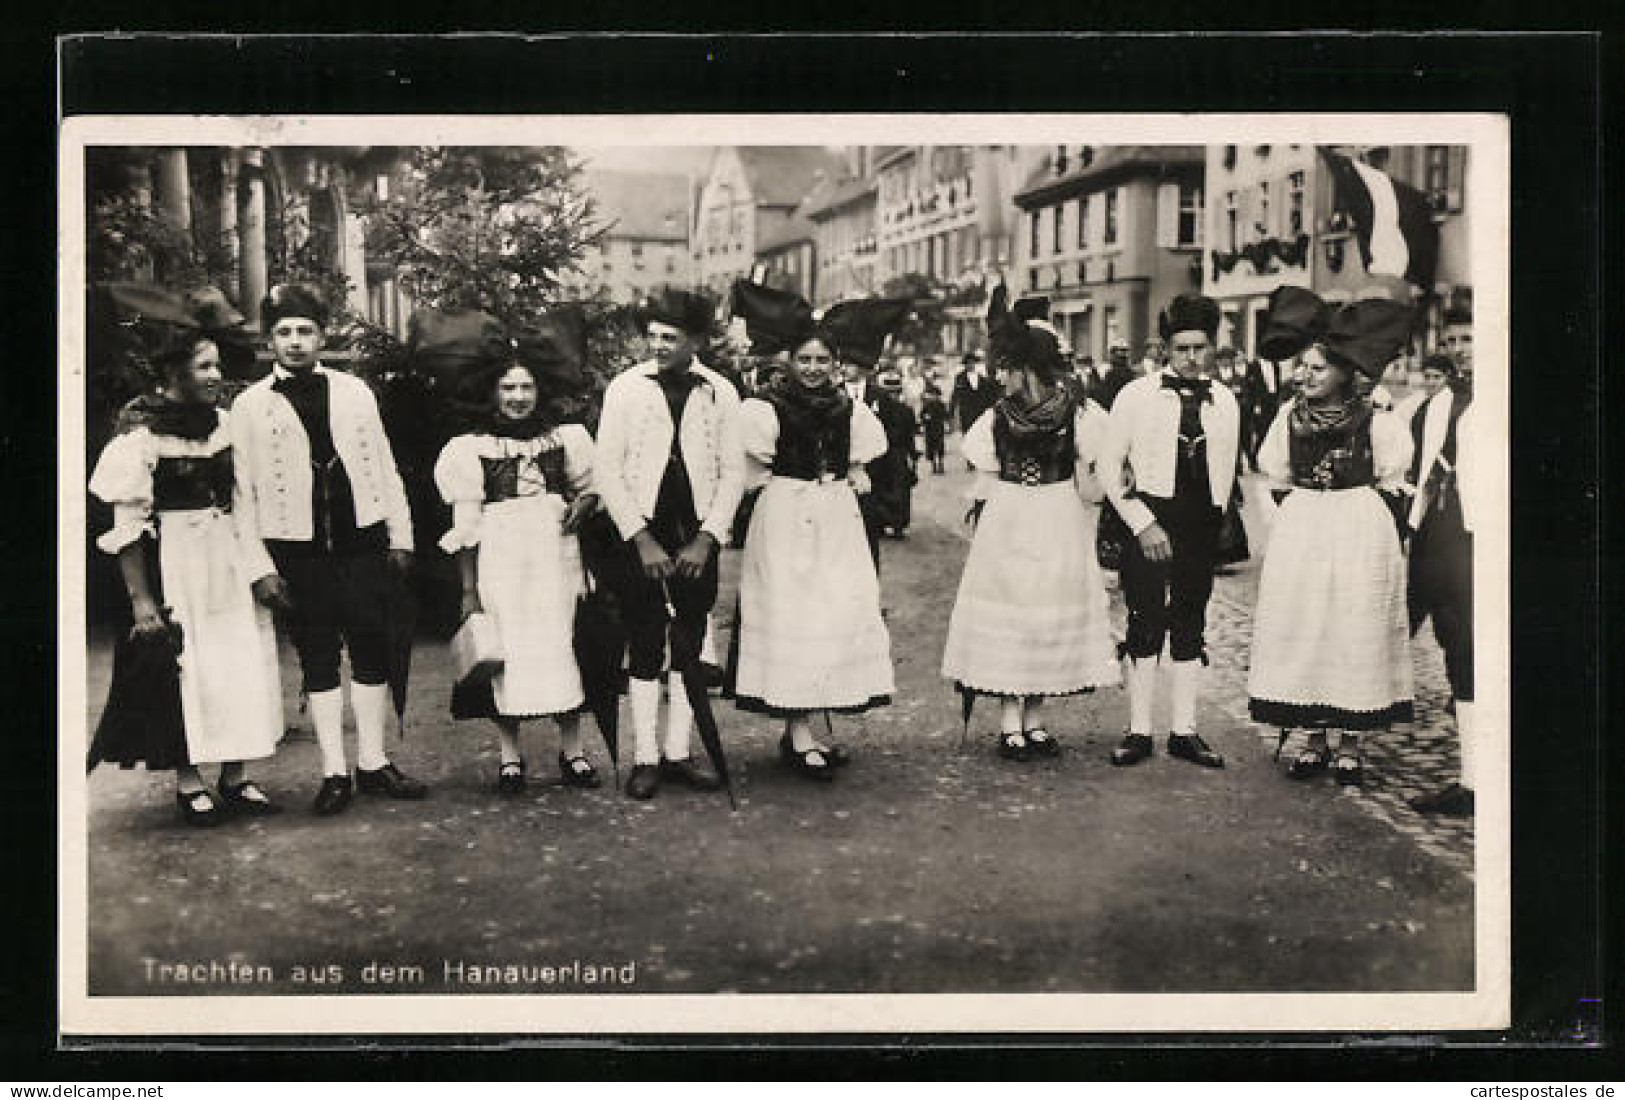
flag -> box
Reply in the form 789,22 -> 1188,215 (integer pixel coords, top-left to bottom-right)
1319,149 -> 1440,290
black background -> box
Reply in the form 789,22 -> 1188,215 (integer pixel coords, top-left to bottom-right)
4,23 -> 1613,1080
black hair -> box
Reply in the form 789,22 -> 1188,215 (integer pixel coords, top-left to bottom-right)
152,330 -> 216,380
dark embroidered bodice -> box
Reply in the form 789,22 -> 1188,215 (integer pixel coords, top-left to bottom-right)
480,442 -> 570,502
767,392 -> 852,482
1289,419 -> 1377,491
992,409 -> 1075,486
152,449 -> 235,512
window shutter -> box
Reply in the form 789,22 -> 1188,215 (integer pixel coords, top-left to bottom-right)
1157,182 -> 1179,249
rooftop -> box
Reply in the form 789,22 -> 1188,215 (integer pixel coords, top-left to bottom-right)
1014,145 -> 1205,208
734,146 -> 843,208
801,174 -> 878,221
756,214 -> 816,254
582,168 -> 690,242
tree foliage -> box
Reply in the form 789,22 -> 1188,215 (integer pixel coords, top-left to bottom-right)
362,147 -> 607,332
881,272 -> 949,356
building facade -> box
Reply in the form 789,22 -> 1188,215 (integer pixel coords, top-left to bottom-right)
1203,143 -> 1471,361
754,215 -> 817,303
575,168 -> 692,303
1014,145 -> 1206,362
876,145 -> 1044,353
691,146 -> 840,297
802,173 -> 879,309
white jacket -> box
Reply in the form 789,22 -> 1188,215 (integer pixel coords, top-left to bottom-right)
594,359 -> 745,544
229,365 -> 414,580
1100,370 -> 1241,536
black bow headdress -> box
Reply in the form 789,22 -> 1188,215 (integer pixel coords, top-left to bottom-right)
986,283 -> 1065,382
1258,286 -> 1413,377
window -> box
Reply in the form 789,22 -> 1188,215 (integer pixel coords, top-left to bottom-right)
1028,267 -> 1039,291
1104,306 -> 1120,350
1424,145 -> 1465,212
1225,190 -> 1238,252
1077,196 -> 1089,250
1052,204 -> 1064,253
1287,171 -> 1307,236
1104,189 -> 1118,246
1178,182 -> 1203,247
1256,180 -> 1271,241
1029,210 -> 1040,258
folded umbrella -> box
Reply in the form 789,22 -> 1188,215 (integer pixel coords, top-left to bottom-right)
573,576 -> 625,785
957,683 -> 977,753
663,582 -> 737,811
384,565 -> 418,738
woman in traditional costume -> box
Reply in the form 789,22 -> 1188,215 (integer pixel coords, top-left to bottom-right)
941,287 -> 1121,760
433,313 -> 600,794
89,331 -> 284,824
728,281 -> 896,781
1247,287 -> 1416,786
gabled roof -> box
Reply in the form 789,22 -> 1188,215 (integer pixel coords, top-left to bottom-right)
736,147 -> 842,208
801,174 -> 878,221
756,214 -> 816,254
1014,145 -> 1205,208
582,169 -> 690,243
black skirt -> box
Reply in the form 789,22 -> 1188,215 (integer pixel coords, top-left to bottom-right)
88,536 -> 189,772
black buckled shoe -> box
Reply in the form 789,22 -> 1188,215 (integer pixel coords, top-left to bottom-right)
313,775 -> 354,817
1025,728 -> 1061,758
1408,782 -> 1474,816
176,788 -> 227,827
1109,733 -> 1154,766
1167,733 -> 1225,769
779,735 -> 836,781
558,753 -> 601,789
996,731 -> 1032,762
1286,745 -> 1332,780
660,757 -> 723,791
218,779 -> 283,816
625,763 -> 661,800
496,761 -> 526,795
1332,751 -> 1364,787
355,762 -> 428,800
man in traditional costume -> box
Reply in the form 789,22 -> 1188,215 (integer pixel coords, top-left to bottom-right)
595,289 -> 743,801
1099,294 -> 1241,769
230,284 -> 427,815
1406,306 -> 1478,816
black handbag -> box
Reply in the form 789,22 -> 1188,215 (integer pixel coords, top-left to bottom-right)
1214,482 -> 1251,567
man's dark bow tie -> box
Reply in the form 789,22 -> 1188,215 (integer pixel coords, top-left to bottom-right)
1162,374 -> 1213,401
273,370 -> 323,396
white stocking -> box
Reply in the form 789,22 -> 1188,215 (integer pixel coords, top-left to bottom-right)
628,677 -> 661,766
308,687 -> 347,777
352,681 -> 391,772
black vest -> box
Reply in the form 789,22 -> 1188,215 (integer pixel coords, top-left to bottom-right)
479,442 -> 570,502
992,408 -> 1076,486
1289,417 -> 1377,491
152,449 -> 235,512
767,392 -> 852,482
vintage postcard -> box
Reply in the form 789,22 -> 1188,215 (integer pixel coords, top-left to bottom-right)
57,111 -> 1510,1038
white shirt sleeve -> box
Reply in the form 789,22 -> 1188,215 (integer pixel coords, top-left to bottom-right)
849,399 -> 889,467
88,429 -> 155,554
1257,402 -> 1295,493
1101,383 -> 1156,536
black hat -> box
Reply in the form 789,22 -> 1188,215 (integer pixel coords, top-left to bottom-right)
729,280 -> 815,356
1011,295 -> 1051,324
513,304 -> 591,397
1258,287 -> 1413,379
1322,298 -> 1413,378
1442,303 -> 1473,326
1158,293 -> 1221,341
636,288 -> 715,338
261,283 -> 330,330
986,283 -> 1065,381
818,298 -> 912,369
1257,286 -> 1332,361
